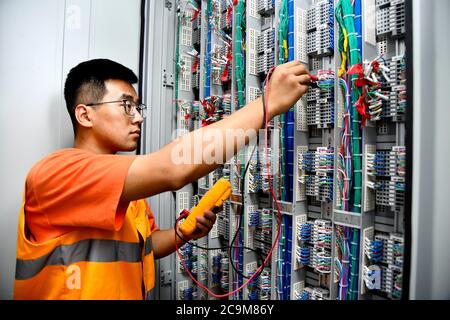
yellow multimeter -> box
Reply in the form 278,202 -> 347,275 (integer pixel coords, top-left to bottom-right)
179,178 -> 232,236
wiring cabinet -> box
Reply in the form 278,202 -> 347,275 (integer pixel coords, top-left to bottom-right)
171,0 -> 408,300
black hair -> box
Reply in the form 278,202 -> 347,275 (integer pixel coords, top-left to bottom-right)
64,59 -> 138,133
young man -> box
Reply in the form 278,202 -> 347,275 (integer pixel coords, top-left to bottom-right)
14,59 -> 310,299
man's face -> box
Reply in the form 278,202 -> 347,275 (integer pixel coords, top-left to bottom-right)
90,79 -> 144,153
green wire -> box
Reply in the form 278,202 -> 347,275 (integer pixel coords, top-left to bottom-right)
336,0 -> 363,213
348,229 -> 360,300
278,0 -> 288,64
235,0 -> 245,108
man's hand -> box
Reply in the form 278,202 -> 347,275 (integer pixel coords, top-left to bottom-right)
181,206 -> 221,241
153,207 -> 220,259
266,61 -> 311,119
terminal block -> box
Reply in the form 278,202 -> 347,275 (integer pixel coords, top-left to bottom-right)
306,70 -> 335,128
257,28 -> 276,76
367,146 -> 405,209
300,147 -> 334,203
306,0 -> 334,57
258,0 -> 275,17
376,0 -> 405,38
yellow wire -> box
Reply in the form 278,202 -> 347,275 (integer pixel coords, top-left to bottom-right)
343,28 -> 348,52
339,28 -> 349,78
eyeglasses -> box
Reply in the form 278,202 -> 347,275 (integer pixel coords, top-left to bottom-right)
86,100 -> 147,118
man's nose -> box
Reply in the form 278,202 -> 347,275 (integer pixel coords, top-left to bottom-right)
132,111 -> 144,124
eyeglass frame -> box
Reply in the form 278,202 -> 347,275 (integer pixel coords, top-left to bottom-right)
85,99 -> 147,118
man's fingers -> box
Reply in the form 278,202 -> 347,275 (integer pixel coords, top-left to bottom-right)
196,216 -> 209,226
289,64 -> 309,76
295,74 -> 312,85
197,225 -> 209,234
203,210 -> 217,222
197,214 -> 215,227
191,210 -> 218,237
283,60 -> 301,68
194,223 -> 209,234
212,205 -> 223,214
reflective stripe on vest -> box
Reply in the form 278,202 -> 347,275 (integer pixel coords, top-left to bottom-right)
16,235 -> 153,281
144,235 -> 153,257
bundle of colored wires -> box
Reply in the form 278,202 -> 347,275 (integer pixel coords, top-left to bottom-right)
348,228 -> 360,299
362,56 -> 391,121
204,0 -> 212,98
337,78 -> 352,211
278,0 -> 289,65
364,237 -> 383,263
335,226 -> 350,300
335,0 -> 363,213
260,270 -> 271,300
234,0 -> 245,108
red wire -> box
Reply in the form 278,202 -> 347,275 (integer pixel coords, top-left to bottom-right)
175,66 -> 282,299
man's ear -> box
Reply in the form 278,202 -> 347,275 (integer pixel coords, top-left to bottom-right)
74,104 -> 94,129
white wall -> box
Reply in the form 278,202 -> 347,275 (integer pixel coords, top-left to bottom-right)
0,0 -> 140,299
411,0 -> 450,299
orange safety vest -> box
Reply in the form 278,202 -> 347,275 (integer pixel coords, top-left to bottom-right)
14,196 -> 156,300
